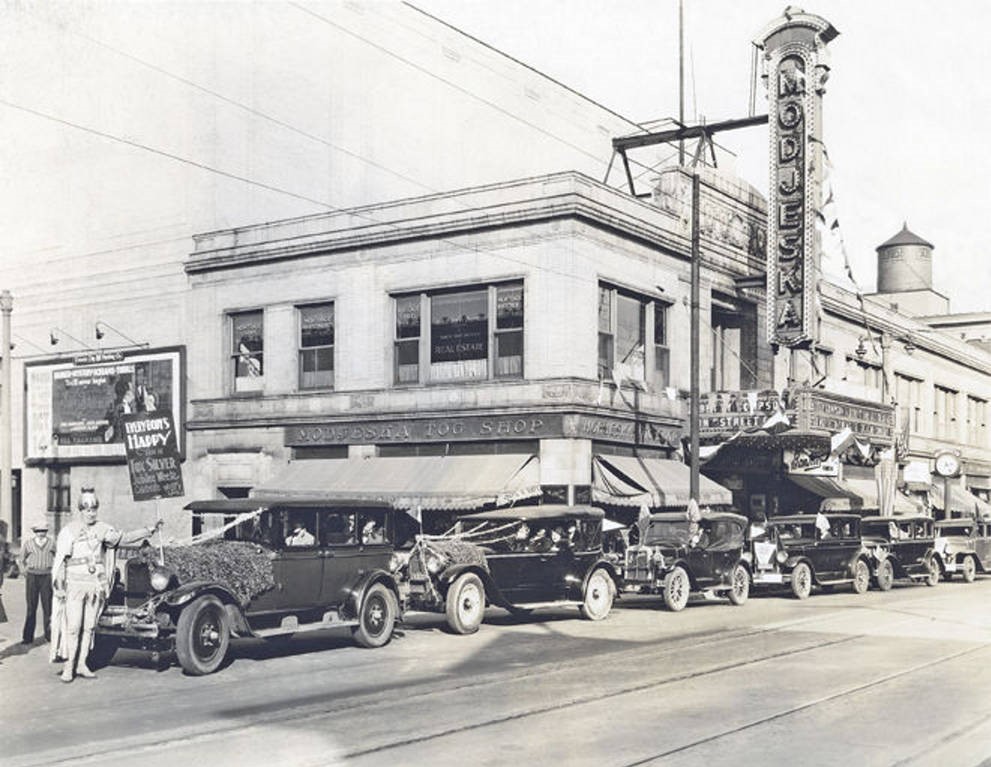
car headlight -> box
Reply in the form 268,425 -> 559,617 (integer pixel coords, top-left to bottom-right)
149,567 -> 173,592
775,550 -> 788,564
652,551 -> 665,567
426,554 -> 444,574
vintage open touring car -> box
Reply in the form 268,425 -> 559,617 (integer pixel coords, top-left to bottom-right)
92,499 -> 412,675
623,511 -> 751,611
860,515 -> 941,590
404,505 -> 619,633
750,513 -> 872,599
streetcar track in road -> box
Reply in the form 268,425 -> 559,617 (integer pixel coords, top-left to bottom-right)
339,633 -> 862,761
890,709 -> 991,767
10,618 -> 858,767
619,642 -> 990,766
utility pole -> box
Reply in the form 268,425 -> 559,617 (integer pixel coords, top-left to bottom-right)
689,172 -> 700,501
678,0 -> 685,166
1,290 -> 12,538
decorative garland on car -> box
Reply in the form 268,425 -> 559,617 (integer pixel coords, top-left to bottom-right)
139,540 -> 276,605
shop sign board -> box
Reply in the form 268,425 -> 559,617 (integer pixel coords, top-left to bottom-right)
783,448 -> 839,477
698,389 -> 782,436
286,412 -> 682,449
25,347 -> 185,462
791,389 -> 895,444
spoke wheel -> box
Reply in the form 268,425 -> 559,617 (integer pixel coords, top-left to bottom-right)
790,561 -> 812,600
962,556 -> 977,583
176,595 -> 230,676
580,568 -> 614,621
445,573 -> 485,634
727,563 -> 750,606
876,558 -> 894,591
353,583 -> 397,648
663,566 -> 690,612
925,556 -> 940,587
852,559 -> 870,595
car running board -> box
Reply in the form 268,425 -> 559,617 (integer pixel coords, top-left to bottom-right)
252,612 -> 356,637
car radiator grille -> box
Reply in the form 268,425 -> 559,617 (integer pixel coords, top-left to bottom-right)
626,550 -> 653,582
124,557 -> 152,608
408,554 -> 427,581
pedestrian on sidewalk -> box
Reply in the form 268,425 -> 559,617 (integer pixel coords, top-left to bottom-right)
19,522 -> 54,644
51,487 -> 161,683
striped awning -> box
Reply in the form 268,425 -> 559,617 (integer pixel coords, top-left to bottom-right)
252,454 -> 541,511
592,455 -> 733,508
929,483 -> 991,517
789,475 -> 921,514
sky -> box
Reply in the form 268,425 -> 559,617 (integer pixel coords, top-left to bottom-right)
414,0 -> 991,314
2,0 -> 989,316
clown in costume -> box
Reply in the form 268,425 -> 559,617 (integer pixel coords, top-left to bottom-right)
51,488 -> 161,683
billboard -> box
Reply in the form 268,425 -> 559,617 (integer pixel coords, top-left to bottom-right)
26,347 -> 185,462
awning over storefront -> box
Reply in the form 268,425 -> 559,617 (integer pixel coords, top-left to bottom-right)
251,454 -> 541,511
788,475 -> 921,514
967,475 -> 991,491
929,483 -> 991,517
592,455 -> 733,508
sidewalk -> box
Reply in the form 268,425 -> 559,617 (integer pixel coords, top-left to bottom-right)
0,574 -> 51,667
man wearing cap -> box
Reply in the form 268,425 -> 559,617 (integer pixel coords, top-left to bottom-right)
19,521 -> 54,645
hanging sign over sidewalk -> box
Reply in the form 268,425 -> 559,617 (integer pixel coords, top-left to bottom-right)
121,411 -> 184,501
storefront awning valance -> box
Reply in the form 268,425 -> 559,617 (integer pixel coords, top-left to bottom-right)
251,454 -> 541,511
592,455 -> 733,508
929,483 -> 991,517
967,475 -> 991,491
789,475 -> 921,514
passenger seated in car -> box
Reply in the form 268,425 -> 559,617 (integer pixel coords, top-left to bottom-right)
285,520 -> 316,547
511,523 -> 531,552
363,520 -> 386,544
529,527 -> 553,553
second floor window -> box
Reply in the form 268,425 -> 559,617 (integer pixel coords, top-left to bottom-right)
231,310 -> 264,393
895,373 -> 922,433
298,303 -> 334,390
967,395 -> 988,447
934,384 -> 958,440
598,284 -> 669,388
394,281 -> 524,385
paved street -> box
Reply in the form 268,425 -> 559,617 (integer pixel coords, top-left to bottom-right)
4,575 -> 991,767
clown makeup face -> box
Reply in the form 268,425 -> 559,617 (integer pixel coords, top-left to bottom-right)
79,493 -> 99,525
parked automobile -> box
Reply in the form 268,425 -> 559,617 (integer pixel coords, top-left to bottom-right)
750,513 -> 871,599
860,515 -> 940,590
94,500 -> 408,675
404,505 -> 619,633
623,511 -> 751,611
935,517 -> 991,582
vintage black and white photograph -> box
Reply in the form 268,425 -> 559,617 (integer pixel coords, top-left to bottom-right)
2,1 -> 991,765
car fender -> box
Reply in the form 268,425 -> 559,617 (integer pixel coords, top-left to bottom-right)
583,559 -> 620,594
784,555 -> 815,582
666,558 -> 698,588
163,580 -> 240,609
438,562 -> 493,590
345,569 -> 402,621
926,550 -> 944,574
847,552 -> 872,577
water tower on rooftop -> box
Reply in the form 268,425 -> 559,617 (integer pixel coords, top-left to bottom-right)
872,222 -> 948,316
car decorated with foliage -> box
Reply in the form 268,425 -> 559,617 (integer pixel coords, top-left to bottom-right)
860,515 -> 940,590
750,513 -> 871,599
404,505 -> 619,633
93,499 -> 413,675
623,511 -> 751,611
935,516 -> 991,582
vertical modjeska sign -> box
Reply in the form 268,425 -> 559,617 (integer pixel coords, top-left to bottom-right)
757,10 -> 838,348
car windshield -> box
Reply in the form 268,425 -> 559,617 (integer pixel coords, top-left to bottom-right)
644,520 -> 691,546
707,520 -> 745,551
937,523 -> 973,536
770,522 -> 816,542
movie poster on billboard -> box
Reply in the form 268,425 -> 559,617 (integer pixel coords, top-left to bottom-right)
25,347 -> 184,462
121,410 -> 185,501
